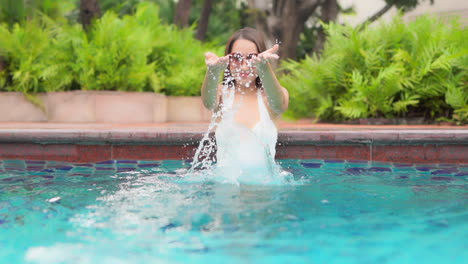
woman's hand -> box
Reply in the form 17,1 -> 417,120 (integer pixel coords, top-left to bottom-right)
253,44 -> 280,70
205,52 -> 229,75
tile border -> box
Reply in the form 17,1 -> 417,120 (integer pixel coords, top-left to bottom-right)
0,128 -> 466,163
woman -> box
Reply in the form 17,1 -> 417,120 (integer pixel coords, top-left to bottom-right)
199,27 -> 289,183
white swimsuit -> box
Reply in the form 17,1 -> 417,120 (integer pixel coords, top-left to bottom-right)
214,88 -> 279,183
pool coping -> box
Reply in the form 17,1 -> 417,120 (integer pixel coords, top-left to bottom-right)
0,122 -> 467,163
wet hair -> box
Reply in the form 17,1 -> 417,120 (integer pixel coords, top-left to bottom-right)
223,27 -> 267,89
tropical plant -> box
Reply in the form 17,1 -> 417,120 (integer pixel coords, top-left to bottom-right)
0,18 -> 61,94
151,24 -> 223,96
74,6 -> 159,92
0,2 -> 221,96
0,0 -> 75,26
280,15 -> 468,124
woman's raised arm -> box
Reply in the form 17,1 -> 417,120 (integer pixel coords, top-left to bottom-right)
254,45 -> 289,114
201,52 -> 229,110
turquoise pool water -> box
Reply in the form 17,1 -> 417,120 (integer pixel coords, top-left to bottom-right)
0,159 -> 467,263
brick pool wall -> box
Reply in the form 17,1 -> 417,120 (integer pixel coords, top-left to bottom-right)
0,128 -> 466,164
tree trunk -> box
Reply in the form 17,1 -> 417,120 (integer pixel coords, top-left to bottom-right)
174,0 -> 192,28
313,0 -> 339,55
79,0 -> 101,31
358,3 -> 393,30
248,0 -> 323,61
196,0 -> 214,41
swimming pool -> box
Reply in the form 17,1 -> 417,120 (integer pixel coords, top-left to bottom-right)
1,159 -> 466,263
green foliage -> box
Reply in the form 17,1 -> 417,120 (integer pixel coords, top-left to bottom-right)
0,0 -> 26,26
189,0 -> 244,45
0,19 -> 63,93
280,15 -> 468,123
74,7 -> 158,92
151,24 -> 223,96
0,2 -> 220,96
0,0 -> 75,26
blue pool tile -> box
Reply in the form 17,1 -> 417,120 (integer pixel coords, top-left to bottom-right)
138,164 -> 161,168
278,159 -> 301,165
438,163 -> 460,168
393,167 -> 416,172
415,166 -> 437,172
116,160 -> 138,164
439,167 -> 458,172
74,163 -> 94,167
26,166 -> 45,171
431,169 -> 459,175
348,160 -> 368,164
345,167 -> 367,175
115,166 -> 137,171
300,162 -> 322,168
324,159 -> 345,163
47,161 -> 71,166
430,176 -> 454,181
70,173 -> 91,177
117,168 -> 136,172
4,160 -> 26,164
96,160 -> 115,165
4,167 -> 25,172
4,165 -> 25,169
369,161 -> 392,166
454,172 -> 468,176
368,167 -> 392,172
138,160 -> 162,164
3,162 -> 26,168
25,160 -> 46,164
394,163 -> 413,167
398,176 -> 409,179
55,166 -> 73,171
95,167 -> 115,171
93,171 -> 115,176
41,175 -> 54,179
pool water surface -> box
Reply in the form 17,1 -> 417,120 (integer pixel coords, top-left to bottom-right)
0,159 -> 467,263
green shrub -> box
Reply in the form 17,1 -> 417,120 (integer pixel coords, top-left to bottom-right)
280,15 -> 468,123
0,19 -> 63,93
74,8 -> 159,92
153,25 -> 222,96
0,2 -> 220,96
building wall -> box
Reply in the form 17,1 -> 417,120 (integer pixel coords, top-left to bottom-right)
338,0 -> 468,26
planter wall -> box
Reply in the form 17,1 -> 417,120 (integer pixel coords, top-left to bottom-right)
0,92 -> 47,122
167,96 -> 212,122
0,91 -> 210,123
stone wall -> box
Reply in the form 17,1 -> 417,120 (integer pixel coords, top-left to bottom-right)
0,91 -> 212,123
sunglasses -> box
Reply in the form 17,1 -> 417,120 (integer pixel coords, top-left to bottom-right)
228,52 -> 258,66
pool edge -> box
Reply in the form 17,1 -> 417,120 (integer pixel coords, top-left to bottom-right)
1,126 -> 467,163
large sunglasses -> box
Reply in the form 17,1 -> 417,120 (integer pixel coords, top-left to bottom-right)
228,52 -> 258,66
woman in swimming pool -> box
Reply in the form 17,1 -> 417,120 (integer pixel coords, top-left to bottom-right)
201,27 -> 289,127
200,27 -> 289,182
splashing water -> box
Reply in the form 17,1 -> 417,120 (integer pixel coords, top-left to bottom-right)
188,72 -> 294,185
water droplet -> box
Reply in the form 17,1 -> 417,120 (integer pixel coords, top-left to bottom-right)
47,197 -> 61,203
